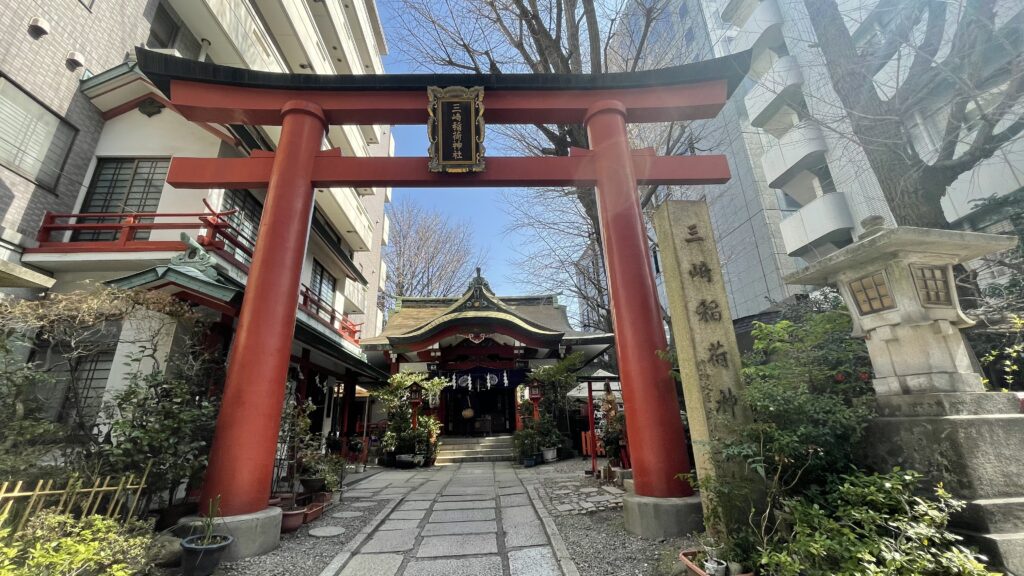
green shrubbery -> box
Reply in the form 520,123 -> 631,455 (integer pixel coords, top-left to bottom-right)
701,292 -> 994,573
761,470 -> 994,576
0,510 -> 153,576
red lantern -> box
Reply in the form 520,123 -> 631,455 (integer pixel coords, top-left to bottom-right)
408,382 -> 424,429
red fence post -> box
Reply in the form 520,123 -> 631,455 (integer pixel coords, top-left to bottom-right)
585,100 -> 694,498
199,101 -> 327,517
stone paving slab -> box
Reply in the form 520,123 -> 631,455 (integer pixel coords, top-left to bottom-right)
433,499 -> 495,510
428,508 -> 496,523
403,556 -> 503,576
360,528 -> 418,553
390,509 -> 427,520
438,494 -> 497,502
405,493 -> 439,501
500,494 -> 531,507
502,505 -> 540,524
338,553 -> 404,576
416,533 -> 498,557
397,500 -> 432,511
378,519 -> 421,531
308,525 -> 346,537
443,486 -> 496,496
499,486 -> 526,495
509,546 -> 561,576
504,520 -> 548,548
420,520 -> 498,536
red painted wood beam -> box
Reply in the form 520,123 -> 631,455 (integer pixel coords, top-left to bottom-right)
165,79 -> 729,125
167,154 -> 731,189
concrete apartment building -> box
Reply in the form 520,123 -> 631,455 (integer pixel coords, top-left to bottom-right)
642,0 -> 1024,324
0,1 -> 392,428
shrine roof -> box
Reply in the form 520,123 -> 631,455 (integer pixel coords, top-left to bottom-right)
136,48 -> 752,97
362,273 -> 611,350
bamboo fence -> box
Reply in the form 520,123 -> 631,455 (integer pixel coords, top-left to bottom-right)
0,463 -> 151,534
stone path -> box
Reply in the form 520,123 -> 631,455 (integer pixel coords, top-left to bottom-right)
534,477 -> 625,517
325,462 -> 571,576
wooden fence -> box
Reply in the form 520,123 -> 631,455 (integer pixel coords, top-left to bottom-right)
0,464 -> 151,534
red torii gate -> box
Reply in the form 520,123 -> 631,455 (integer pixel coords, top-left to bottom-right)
137,49 -> 750,517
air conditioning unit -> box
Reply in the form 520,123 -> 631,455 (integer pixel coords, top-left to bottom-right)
27,17 -> 50,37
66,51 -> 86,69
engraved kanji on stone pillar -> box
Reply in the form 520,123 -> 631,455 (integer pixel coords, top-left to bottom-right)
653,200 -> 751,528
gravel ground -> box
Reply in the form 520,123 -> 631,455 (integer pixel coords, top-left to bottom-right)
214,497 -> 388,576
553,506 -> 693,576
529,456 -> 611,477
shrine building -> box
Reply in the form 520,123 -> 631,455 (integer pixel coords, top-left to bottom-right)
362,271 -> 613,436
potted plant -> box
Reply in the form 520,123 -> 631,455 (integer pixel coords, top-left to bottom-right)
513,428 -> 541,467
280,506 -> 305,533
180,497 -> 234,576
537,417 -> 562,463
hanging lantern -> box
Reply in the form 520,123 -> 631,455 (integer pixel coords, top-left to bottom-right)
528,380 -> 542,401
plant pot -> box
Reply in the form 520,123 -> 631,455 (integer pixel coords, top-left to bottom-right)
522,456 -> 537,467
273,492 -> 296,507
412,454 -> 425,466
679,550 -> 752,576
280,508 -> 305,533
180,534 -> 233,576
395,454 -> 417,469
534,452 -> 544,464
304,503 -> 325,523
313,491 -> 332,504
542,447 -> 558,463
299,477 -> 326,493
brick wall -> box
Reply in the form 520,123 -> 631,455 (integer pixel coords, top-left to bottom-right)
0,0 -> 158,251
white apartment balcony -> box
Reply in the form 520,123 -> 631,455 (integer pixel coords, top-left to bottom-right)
381,213 -> 390,246
763,121 -> 828,189
343,277 -> 368,314
168,0 -> 285,72
780,193 -> 855,258
318,186 -> 374,251
746,56 -> 804,129
720,0 -> 759,27
731,0 -> 784,56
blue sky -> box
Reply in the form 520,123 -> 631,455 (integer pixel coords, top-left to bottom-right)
379,14 -> 523,296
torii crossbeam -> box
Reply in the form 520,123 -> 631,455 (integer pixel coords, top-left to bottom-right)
137,48 -> 751,520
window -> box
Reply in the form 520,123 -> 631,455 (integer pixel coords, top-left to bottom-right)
222,189 -> 263,264
58,349 -> 116,427
147,3 -> 180,49
0,77 -> 76,190
310,259 -> 338,320
76,158 -> 169,241
911,266 -> 952,306
848,271 -> 896,315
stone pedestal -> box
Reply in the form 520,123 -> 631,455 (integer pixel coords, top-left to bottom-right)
623,492 -> 704,539
180,506 -> 282,562
785,223 -> 1020,571
866,392 -> 1024,571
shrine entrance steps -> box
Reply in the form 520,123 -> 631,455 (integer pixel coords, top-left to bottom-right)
436,435 -> 515,465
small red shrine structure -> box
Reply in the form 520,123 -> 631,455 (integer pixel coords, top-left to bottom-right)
134,47 -> 750,518
361,270 -> 613,436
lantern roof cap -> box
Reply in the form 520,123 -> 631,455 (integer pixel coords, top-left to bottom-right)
785,226 -> 1017,286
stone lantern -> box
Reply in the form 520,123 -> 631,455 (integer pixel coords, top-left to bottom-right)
786,220 -> 1022,572
787,219 -> 1015,397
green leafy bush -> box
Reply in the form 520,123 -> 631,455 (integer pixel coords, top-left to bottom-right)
760,470 -> 996,576
513,428 -> 541,460
0,510 -> 153,576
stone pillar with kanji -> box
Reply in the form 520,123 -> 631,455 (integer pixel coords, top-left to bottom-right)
786,219 -> 1023,572
654,200 -> 758,537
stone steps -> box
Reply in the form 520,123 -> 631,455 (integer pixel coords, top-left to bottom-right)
436,435 -> 514,464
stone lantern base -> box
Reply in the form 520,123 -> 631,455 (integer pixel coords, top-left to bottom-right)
866,392 -> 1024,572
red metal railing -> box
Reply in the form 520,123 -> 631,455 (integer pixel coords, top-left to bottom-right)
31,200 -> 257,264
299,284 -> 362,345
28,205 -> 362,345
